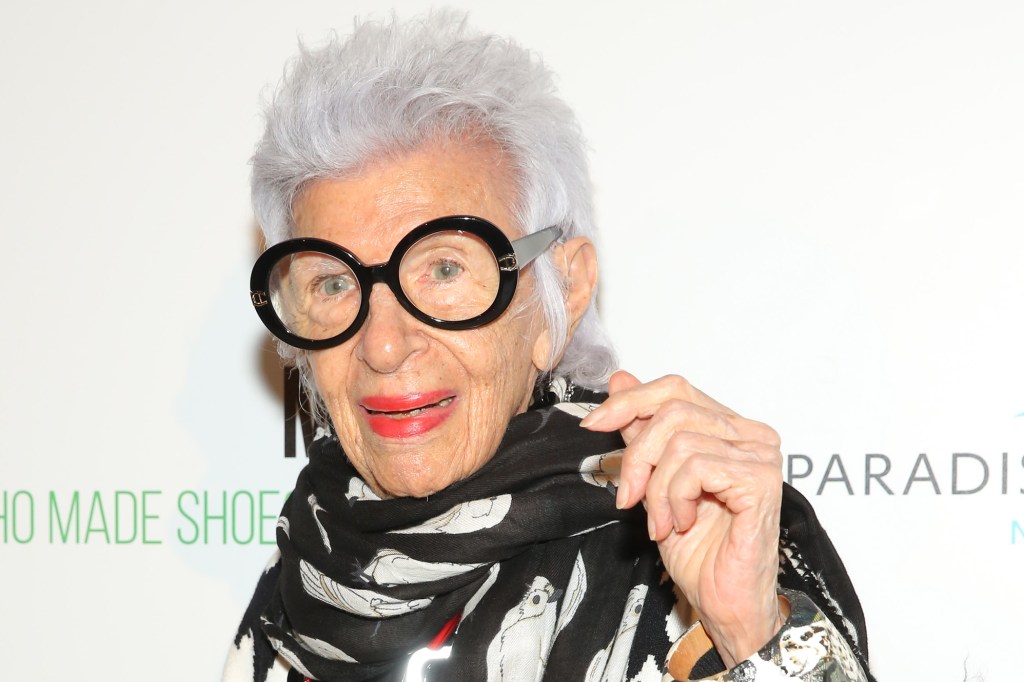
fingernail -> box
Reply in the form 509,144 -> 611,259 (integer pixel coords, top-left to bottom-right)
615,480 -> 630,509
647,514 -> 657,541
579,409 -> 601,428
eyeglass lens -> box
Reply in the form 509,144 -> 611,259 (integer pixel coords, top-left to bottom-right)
267,230 -> 501,342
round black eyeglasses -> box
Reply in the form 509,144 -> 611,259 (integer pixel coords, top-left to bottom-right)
249,215 -> 563,350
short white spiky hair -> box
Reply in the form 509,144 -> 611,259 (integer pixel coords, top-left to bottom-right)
251,11 -> 617,415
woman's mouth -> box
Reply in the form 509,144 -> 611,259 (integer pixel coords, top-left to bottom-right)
366,396 -> 455,419
360,392 -> 457,438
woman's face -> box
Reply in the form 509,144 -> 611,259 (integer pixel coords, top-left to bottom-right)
292,142 -> 551,498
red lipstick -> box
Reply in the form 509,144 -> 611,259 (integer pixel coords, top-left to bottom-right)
360,391 -> 457,439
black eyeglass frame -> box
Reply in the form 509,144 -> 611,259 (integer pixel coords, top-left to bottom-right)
250,215 -> 563,351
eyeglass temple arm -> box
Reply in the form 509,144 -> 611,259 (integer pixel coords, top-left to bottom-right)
512,225 -> 564,267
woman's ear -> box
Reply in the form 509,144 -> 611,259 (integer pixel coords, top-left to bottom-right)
558,237 -> 599,333
531,236 -> 599,371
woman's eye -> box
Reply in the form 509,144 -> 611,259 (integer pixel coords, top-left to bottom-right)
320,276 -> 353,296
430,260 -> 463,281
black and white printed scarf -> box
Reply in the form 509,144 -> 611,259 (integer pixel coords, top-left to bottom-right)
231,392 -> 871,681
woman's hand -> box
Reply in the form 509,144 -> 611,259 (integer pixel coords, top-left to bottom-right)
580,371 -> 785,667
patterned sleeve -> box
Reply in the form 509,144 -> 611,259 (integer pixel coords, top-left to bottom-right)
664,589 -> 869,682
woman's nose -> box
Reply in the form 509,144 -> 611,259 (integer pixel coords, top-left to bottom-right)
354,283 -> 428,373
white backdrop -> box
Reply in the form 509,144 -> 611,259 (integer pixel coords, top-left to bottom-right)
2,1 -> 1022,680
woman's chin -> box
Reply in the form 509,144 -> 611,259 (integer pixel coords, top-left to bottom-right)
373,471 -> 454,499
365,450 -> 468,499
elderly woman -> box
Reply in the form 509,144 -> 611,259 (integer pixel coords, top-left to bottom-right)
227,14 -> 874,682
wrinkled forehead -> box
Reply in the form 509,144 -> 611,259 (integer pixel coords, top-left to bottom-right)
290,142 -> 523,261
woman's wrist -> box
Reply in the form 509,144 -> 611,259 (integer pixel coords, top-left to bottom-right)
705,593 -> 791,668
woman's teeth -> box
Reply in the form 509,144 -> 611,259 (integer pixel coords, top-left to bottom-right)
377,396 -> 454,419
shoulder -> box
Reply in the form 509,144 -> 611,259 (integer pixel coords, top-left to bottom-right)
222,551 -> 294,682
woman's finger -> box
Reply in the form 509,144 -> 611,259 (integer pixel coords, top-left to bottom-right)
583,373 -> 713,430
604,370 -> 646,442
643,438 -> 776,540
616,414 -> 781,510
617,409 -> 744,508
585,373 -> 781,449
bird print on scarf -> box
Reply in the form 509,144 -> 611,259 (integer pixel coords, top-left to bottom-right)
486,576 -> 562,681
585,584 -> 648,682
390,496 -> 512,535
